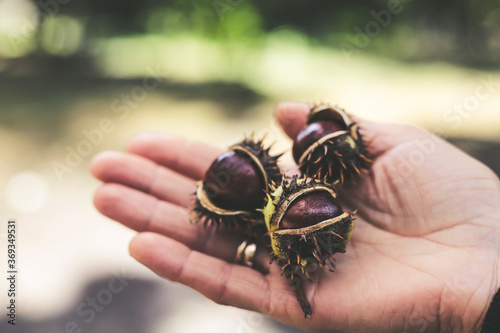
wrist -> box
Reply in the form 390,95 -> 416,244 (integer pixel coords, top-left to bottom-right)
446,279 -> 496,333
477,217 -> 500,332
463,235 -> 500,332
445,239 -> 500,332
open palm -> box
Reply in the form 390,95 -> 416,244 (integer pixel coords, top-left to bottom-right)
91,102 -> 500,333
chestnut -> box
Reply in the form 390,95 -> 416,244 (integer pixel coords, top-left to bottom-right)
264,175 -> 355,318
192,138 -> 282,228
292,104 -> 371,184
203,150 -> 264,211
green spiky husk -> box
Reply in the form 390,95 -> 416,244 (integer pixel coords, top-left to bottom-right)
265,176 -> 355,318
192,137 -> 282,230
270,212 -> 354,280
297,104 -> 371,184
299,124 -> 370,184
191,193 -> 262,229
267,176 -> 355,280
233,137 -> 282,188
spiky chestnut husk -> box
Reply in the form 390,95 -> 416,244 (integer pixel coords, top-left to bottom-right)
192,138 -> 282,229
264,175 -> 355,318
292,104 -> 371,184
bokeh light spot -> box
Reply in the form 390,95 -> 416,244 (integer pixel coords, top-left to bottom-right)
5,171 -> 49,213
41,15 -> 84,56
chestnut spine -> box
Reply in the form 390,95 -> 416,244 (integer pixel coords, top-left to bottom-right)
190,102 -> 369,319
293,104 -> 371,184
192,137 -> 282,229
264,175 -> 355,317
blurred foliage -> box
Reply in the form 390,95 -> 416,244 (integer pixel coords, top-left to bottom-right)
0,0 -> 499,69
0,75 -> 263,143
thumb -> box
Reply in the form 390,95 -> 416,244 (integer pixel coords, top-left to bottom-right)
274,101 -> 310,140
274,101 -> 432,157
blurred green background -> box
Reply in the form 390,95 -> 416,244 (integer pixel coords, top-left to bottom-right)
0,0 -> 499,332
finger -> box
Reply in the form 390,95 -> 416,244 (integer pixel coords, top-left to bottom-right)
94,183 -> 270,263
129,232 -> 270,312
91,151 -> 195,208
354,117 -> 435,157
274,101 -> 310,140
127,133 -> 221,180
274,101 -> 431,157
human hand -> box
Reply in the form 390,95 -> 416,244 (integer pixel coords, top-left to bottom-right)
91,102 -> 500,333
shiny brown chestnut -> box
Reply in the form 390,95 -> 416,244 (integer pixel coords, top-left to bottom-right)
292,104 -> 371,184
192,138 -> 282,228
264,175 -> 355,318
203,150 -> 264,211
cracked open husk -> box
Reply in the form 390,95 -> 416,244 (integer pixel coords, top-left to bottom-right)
264,175 -> 355,317
293,104 -> 371,184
